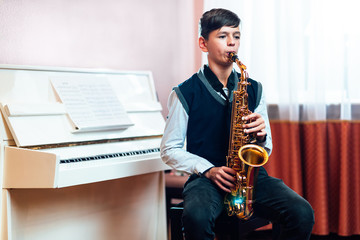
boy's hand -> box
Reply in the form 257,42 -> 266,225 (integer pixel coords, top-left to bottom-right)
243,113 -> 267,142
204,166 -> 237,193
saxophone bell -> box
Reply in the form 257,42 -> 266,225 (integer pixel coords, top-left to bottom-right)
239,144 -> 269,167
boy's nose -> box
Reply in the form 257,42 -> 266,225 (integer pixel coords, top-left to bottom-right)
228,37 -> 235,46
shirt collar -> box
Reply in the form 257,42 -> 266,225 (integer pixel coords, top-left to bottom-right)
203,65 -> 236,93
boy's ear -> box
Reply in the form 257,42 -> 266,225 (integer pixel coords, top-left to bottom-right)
199,36 -> 208,53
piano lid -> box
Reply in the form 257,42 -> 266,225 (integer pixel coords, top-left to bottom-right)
0,65 -> 165,148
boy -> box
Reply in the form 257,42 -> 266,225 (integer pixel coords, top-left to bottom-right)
160,8 -> 314,240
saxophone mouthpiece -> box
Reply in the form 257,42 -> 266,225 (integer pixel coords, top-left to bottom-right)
228,52 -> 239,62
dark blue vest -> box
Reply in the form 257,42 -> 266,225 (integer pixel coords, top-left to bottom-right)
174,68 -> 261,167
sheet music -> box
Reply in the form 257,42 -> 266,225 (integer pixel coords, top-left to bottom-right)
51,77 -> 133,132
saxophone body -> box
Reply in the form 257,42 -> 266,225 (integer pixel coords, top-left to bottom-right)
224,52 -> 269,220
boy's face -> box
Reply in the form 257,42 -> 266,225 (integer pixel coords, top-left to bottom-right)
199,26 -> 241,67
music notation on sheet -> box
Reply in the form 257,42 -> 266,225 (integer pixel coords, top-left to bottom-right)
51,77 -> 133,132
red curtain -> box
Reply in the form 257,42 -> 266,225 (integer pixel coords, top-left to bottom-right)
265,121 -> 360,236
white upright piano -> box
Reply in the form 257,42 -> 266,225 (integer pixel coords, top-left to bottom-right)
0,65 -> 169,240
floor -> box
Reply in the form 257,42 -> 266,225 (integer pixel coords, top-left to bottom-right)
245,230 -> 360,240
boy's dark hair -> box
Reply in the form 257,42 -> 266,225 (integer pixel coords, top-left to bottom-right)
200,8 -> 240,40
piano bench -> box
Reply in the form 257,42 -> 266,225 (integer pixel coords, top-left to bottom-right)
169,202 -> 270,240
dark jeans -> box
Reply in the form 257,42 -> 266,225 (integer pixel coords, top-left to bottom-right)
182,167 -> 315,240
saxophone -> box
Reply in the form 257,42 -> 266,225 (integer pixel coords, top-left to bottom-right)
224,52 -> 269,220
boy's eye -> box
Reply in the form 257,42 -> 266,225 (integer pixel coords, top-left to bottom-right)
219,35 -> 226,39
234,36 -> 240,40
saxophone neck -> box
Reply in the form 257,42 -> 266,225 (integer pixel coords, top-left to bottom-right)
228,52 -> 248,82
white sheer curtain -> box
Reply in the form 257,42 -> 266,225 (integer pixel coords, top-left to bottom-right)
203,0 -> 360,121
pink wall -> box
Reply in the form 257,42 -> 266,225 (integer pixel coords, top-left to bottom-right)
0,0 -> 203,117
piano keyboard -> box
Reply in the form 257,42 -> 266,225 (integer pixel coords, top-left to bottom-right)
60,148 -> 160,164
